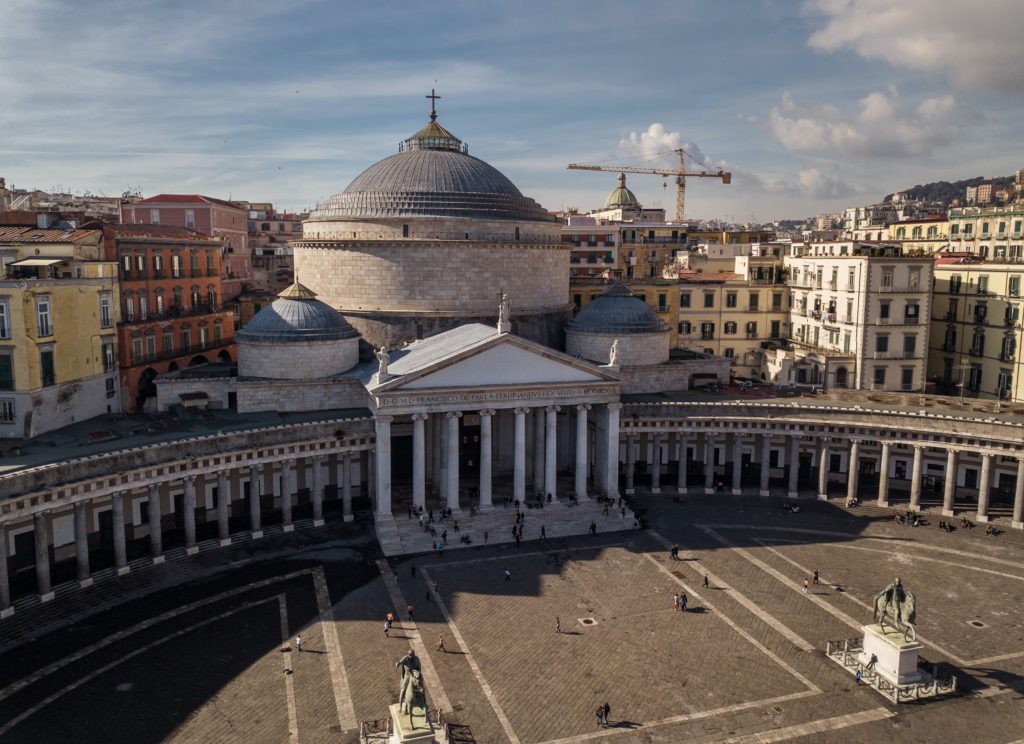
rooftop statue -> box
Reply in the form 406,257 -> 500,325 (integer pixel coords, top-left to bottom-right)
609,339 -> 620,367
872,576 -> 917,641
375,346 -> 390,379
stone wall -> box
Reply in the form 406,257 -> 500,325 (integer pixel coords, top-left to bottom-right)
618,357 -> 730,394
301,216 -> 560,243
237,338 -> 359,380
566,330 -> 670,367
156,376 -> 234,411
1,375 -> 121,440
237,378 -> 367,413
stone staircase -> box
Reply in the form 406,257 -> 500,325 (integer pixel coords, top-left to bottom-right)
376,499 -> 637,556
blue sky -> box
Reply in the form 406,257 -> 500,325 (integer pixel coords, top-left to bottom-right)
1,0 -> 1021,221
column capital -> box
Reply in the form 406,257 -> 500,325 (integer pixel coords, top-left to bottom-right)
148,483 -> 160,495
446,410 -> 463,419
606,402 -> 623,412
478,408 -> 497,417
376,414 -> 394,425
514,406 -> 530,415
410,412 -> 429,422
546,405 -> 561,413
182,474 -> 196,485
576,403 -> 592,412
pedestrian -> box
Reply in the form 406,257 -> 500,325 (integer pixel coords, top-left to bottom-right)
679,593 -> 687,612
407,603 -> 415,621
596,705 -> 605,727
411,565 -> 417,577
603,702 -> 611,726
590,521 -> 597,536
555,617 -> 561,633
384,620 -> 390,637
437,635 -> 447,653
442,530 -> 448,545
505,568 -> 512,582
855,669 -> 862,685
295,634 -> 302,653
803,578 -> 809,593
703,574 -> 709,589
813,569 -> 819,585
541,525 -> 547,539
484,530 -> 489,543
454,520 -> 460,532
673,593 -> 679,611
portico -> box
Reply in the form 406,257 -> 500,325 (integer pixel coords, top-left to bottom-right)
365,324 -> 621,521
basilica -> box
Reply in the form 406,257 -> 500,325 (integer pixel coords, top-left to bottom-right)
1,106 -> 1023,615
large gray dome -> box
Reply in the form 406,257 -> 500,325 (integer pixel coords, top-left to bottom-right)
308,117 -> 555,223
567,283 -> 669,334
236,282 -> 359,343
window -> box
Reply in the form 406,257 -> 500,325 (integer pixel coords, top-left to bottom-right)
181,326 -> 191,352
726,293 -> 737,308
951,224 -> 959,236
132,337 -> 143,365
105,377 -> 115,398
678,321 -> 692,334
173,287 -> 183,309
199,325 -> 209,348
150,209 -> 160,224
950,275 -> 962,294
873,367 -> 886,387
704,292 -> 715,308
971,329 -> 985,356
968,366 -> 982,392
208,289 -> 217,310
171,254 -> 182,278
0,351 -> 13,390
879,301 -> 890,320
36,297 -> 52,337
770,320 -> 781,337
876,335 -> 889,353
99,294 -> 112,328
40,349 -> 55,386
102,341 -> 115,371
191,288 -> 201,309
881,268 -> 893,290
974,302 -> 987,322
163,331 -> 174,355
724,321 -> 737,335
206,252 -> 215,276
0,299 -> 9,339
0,398 -> 13,423
746,321 -> 758,336
904,303 -> 919,323
1015,220 -> 1023,235
190,252 -> 200,277
657,293 -> 667,311
124,295 -> 135,322
680,293 -> 691,308
903,335 -> 917,357
901,368 -> 914,391
977,275 -> 989,295
402,223 -> 409,238
748,293 -> 759,311
139,292 -> 148,321
214,321 -> 223,344
1002,336 -> 1016,361
145,333 -> 156,361
1010,276 -> 1021,298
184,209 -> 195,229
700,322 -> 715,339
771,292 -> 782,310
156,292 -> 165,316
724,347 -> 735,359
153,253 -> 163,278
944,327 -> 957,350
982,222 -> 990,235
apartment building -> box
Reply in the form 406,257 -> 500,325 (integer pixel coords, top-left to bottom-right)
769,241 -> 933,392
110,224 -> 236,412
948,205 -> 1024,260
0,223 -> 120,438
889,215 -> 950,255
929,256 -> 1023,401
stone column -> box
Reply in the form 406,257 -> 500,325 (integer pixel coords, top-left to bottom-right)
545,406 -> 559,500
704,434 -> 715,494
412,413 -> 428,512
281,462 -> 294,532
0,523 -> 11,618
605,403 -> 622,498
731,434 -> 743,495
217,471 -> 231,546
878,443 -> 891,506
575,404 -> 590,498
431,414 -> 442,495
532,409 -> 545,493
312,455 -> 326,524
74,501 -> 92,587
148,484 -> 164,561
677,432 -> 688,494
446,412 -> 462,511
909,446 -> 923,510
760,435 -> 771,497
977,453 -> 992,523
650,433 -> 663,494
625,433 -> 636,494
479,409 -> 495,509
817,440 -> 830,501
34,511 -> 52,601
942,450 -> 958,517
846,440 -> 860,505
1012,457 -> 1024,530
248,465 -> 263,537
183,476 -> 198,554
375,414 -> 393,519
514,407 -> 528,504
342,453 -> 354,522
787,435 -> 800,499
111,492 -> 129,575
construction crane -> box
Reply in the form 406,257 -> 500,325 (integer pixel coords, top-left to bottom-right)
567,148 -> 731,223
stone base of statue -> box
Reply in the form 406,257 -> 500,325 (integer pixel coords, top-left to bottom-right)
859,623 -> 924,686
389,703 -> 437,744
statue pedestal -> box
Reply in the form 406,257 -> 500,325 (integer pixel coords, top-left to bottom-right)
859,624 -> 923,686
389,703 -> 437,744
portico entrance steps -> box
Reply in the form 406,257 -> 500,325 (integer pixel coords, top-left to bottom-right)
375,500 -> 636,557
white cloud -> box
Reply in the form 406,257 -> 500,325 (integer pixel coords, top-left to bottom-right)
798,168 -> 854,199
767,90 -> 957,158
805,0 -> 1024,92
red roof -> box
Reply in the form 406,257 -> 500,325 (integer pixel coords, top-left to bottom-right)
133,194 -> 243,210
111,223 -> 217,241
0,226 -> 101,243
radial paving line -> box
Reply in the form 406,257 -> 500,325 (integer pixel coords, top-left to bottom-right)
0,567 -> 315,703
421,567 -> 521,744
420,540 -> 629,570
312,566 -> 357,730
278,595 -> 299,743
375,558 -> 453,714
717,707 -> 895,744
0,595 -> 283,738
752,536 -> 1024,668
535,690 -> 818,744
642,552 -> 821,693
645,530 -> 815,652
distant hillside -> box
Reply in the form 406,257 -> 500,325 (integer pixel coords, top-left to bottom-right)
884,175 -> 1014,206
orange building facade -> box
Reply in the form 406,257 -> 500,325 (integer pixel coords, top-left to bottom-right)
110,224 -> 236,411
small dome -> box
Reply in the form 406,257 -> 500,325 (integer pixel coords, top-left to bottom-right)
567,282 -> 669,334
605,173 -> 639,209
236,282 -> 359,343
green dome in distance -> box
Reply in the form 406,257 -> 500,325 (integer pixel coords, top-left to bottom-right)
605,172 -> 639,208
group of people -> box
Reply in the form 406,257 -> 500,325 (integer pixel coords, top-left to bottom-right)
782,502 -> 801,514
894,510 -> 925,527
845,496 -> 860,508
672,592 -> 689,612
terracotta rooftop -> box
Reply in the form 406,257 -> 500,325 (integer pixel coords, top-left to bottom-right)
0,226 -> 101,243
111,223 -> 217,241
134,194 -> 243,210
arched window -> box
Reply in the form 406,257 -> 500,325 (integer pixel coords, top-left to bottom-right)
173,286 -> 183,311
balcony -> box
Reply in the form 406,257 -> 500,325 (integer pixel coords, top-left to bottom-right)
701,332 -> 715,341
969,347 -> 984,357
973,314 -> 988,325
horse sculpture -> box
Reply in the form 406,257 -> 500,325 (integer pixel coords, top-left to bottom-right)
872,576 -> 917,642
395,650 -> 428,720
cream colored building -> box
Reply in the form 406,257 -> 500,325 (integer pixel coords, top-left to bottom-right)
889,216 -> 950,255
948,205 -> 1024,259
929,257 -> 1023,401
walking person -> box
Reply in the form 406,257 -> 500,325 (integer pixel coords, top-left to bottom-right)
505,568 -> 512,582
596,705 -> 605,727
679,593 -> 687,612
803,578 -> 809,593
407,603 -> 415,621
295,634 -> 302,653
673,593 -> 680,611
555,617 -> 561,633
384,619 -> 390,637
541,525 -> 547,540
812,569 -> 819,585
703,574 -> 709,589
602,702 -> 611,726
437,635 -> 447,653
